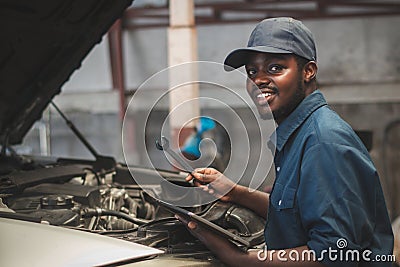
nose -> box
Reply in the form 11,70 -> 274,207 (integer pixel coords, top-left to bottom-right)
253,70 -> 271,88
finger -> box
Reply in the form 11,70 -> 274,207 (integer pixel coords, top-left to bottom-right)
204,167 -> 217,175
199,184 -> 209,191
196,173 -> 222,184
187,221 -> 198,231
199,184 -> 215,195
175,215 -> 201,235
193,172 -> 215,181
193,180 -> 204,187
185,173 -> 194,182
194,168 -> 206,173
192,172 -> 206,182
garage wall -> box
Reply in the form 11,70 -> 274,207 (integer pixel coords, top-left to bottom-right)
61,16 -> 400,92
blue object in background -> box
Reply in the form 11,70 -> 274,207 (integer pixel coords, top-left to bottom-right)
181,117 -> 216,158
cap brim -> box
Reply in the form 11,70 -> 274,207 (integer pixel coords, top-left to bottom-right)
223,46 -> 292,71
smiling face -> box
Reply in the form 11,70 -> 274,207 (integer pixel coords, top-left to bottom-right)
245,52 -> 315,124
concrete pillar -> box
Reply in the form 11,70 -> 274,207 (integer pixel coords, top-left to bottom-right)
168,0 -> 199,148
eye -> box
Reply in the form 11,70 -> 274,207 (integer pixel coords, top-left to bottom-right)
268,64 -> 284,73
246,68 -> 257,77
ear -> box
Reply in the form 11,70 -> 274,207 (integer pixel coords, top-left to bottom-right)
303,61 -> 317,83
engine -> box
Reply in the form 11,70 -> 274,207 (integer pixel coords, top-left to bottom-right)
0,158 -> 265,259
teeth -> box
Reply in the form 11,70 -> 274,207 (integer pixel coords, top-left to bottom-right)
257,93 -> 272,98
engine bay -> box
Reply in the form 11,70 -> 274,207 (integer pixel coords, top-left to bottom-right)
0,154 -> 265,261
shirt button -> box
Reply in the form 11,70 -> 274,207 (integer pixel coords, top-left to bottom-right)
278,200 -> 282,206
277,166 -> 281,172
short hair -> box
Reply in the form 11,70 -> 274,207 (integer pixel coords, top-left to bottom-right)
294,55 -> 309,71
294,55 -> 317,83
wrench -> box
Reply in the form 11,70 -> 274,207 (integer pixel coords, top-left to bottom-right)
155,136 -> 195,174
156,136 -> 208,186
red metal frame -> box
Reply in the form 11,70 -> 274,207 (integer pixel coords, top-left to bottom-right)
108,19 -> 126,121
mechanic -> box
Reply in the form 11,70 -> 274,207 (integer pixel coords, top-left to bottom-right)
177,17 -> 394,266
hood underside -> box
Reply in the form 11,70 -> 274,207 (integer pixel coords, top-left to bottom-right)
0,0 -> 133,145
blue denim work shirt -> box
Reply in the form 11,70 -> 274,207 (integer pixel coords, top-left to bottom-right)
265,90 -> 393,266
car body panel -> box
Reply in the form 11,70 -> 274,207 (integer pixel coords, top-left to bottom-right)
0,217 -> 163,267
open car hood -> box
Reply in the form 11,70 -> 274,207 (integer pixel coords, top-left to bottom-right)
0,0 -> 133,145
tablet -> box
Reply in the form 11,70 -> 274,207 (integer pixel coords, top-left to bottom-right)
155,199 -> 252,250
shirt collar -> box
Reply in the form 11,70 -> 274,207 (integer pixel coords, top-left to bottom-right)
271,90 -> 327,152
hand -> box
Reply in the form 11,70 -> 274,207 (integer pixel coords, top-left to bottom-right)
175,214 -> 242,261
186,168 -> 237,202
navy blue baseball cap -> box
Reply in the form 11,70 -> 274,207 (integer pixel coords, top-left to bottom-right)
224,17 -> 316,71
